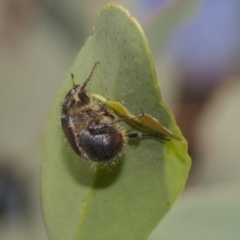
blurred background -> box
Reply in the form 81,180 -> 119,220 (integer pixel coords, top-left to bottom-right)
0,0 -> 239,239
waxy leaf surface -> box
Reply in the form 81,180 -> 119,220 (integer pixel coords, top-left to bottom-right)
42,4 -> 191,240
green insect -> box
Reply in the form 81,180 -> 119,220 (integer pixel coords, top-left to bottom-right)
90,92 -> 182,141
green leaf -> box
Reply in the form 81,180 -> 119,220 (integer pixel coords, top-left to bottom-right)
42,3 -> 191,240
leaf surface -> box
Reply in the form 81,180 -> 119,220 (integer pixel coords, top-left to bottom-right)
42,4 -> 191,240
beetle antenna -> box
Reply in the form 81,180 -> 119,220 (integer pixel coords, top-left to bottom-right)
81,61 -> 100,91
71,73 -> 76,87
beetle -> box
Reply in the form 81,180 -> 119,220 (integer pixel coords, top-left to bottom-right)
61,62 -> 127,163
61,62 -> 181,163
